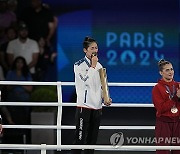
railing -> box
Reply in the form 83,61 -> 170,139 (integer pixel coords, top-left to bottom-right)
1,81 -> 178,153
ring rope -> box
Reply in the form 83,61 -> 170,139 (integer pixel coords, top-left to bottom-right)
0,144 -> 179,151
2,125 -> 155,130
0,81 -> 156,86
0,102 -> 154,107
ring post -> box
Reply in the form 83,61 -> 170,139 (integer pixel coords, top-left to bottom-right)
57,82 -> 63,151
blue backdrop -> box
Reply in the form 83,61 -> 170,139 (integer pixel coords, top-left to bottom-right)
44,0 -> 180,103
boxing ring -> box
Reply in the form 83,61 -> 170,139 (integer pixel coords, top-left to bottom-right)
0,81 -> 180,154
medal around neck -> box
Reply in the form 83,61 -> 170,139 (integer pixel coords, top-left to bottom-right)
171,106 -> 178,114
99,68 -> 110,103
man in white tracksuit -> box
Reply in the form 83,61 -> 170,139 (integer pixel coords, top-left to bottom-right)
72,36 -> 112,154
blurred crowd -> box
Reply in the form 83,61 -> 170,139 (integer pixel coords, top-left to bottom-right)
0,0 -> 58,151
0,0 -> 57,82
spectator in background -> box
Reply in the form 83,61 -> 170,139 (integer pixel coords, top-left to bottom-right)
6,56 -> 32,102
0,26 -> 17,76
7,0 -> 18,13
21,0 -> 57,46
0,56 -> 13,127
0,0 -> 16,45
35,37 -> 56,81
6,21 -> 39,79
3,56 -> 32,146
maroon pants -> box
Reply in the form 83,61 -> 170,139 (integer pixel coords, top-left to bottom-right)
155,119 -> 180,154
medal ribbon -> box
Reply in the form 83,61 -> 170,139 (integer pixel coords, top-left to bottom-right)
165,85 -> 178,113
165,85 -> 175,99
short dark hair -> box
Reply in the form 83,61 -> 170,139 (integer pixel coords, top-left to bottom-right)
83,36 -> 97,49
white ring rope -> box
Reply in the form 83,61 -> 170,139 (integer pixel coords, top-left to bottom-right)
0,81 -> 178,152
0,102 -> 154,107
2,125 -> 155,130
0,145 -> 179,151
0,81 -> 156,86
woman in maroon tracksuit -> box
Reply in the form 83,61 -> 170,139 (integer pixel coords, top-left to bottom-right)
152,59 -> 180,154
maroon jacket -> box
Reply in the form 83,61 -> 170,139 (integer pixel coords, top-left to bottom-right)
152,79 -> 180,120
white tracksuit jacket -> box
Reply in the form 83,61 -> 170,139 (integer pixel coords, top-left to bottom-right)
74,56 -> 103,109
